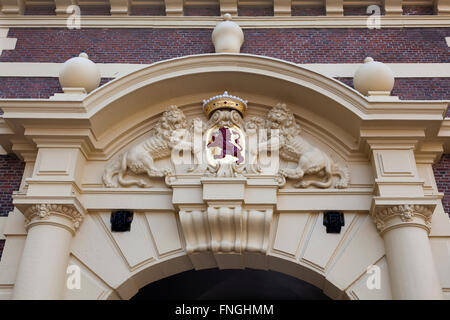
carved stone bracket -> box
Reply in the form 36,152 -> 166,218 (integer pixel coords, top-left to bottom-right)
24,204 -> 84,234
371,204 -> 434,234
179,205 -> 273,255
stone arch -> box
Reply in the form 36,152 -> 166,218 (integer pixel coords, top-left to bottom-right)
4,53 -> 447,301
63,210 -> 390,300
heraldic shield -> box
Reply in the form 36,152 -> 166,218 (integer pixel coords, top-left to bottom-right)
206,125 -> 246,167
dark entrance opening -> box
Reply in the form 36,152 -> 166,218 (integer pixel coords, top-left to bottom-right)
131,268 -> 330,300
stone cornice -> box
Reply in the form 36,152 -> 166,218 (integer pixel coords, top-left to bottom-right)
1,15 -> 450,29
372,204 -> 435,234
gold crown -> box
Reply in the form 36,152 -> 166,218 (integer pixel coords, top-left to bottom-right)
202,91 -> 247,118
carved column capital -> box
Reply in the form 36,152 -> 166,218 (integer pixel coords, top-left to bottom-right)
24,204 -> 84,235
371,204 -> 434,234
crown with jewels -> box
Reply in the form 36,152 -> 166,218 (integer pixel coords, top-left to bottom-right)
202,91 -> 248,118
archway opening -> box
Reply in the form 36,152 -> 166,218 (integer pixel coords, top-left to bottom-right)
130,268 -> 330,300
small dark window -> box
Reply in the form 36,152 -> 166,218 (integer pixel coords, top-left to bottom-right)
110,210 -> 133,232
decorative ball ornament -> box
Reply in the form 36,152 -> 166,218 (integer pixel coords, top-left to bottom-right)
59,52 -> 101,93
212,13 -> 244,53
203,91 -> 248,118
353,57 -> 395,96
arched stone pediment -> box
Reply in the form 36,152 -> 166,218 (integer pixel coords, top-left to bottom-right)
83,53 -> 368,154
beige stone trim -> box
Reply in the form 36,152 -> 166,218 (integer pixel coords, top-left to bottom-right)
1,62 -> 449,78
274,0 -> 292,16
326,0 -> 343,16
446,37 -> 450,47
219,0 -> 238,15
110,0 -> 131,15
0,28 -> 16,56
1,15 -> 450,28
164,0 -> 183,16
0,216 -> 7,240
54,0 -> 72,15
0,0 -> 24,15
435,0 -> 450,15
384,0 -> 403,16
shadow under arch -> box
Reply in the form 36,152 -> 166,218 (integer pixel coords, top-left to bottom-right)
105,253 -> 351,300
131,268 -> 330,300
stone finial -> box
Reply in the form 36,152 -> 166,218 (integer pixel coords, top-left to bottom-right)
353,57 -> 395,96
59,52 -> 101,93
212,13 -> 244,53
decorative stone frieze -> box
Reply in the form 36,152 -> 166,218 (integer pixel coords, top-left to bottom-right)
179,205 -> 273,255
24,204 -> 84,234
103,99 -> 350,189
371,204 -> 434,234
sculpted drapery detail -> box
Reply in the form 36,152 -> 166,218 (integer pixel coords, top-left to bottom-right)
102,93 -> 350,189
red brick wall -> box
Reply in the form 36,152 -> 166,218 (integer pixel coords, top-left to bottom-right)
291,6 -> 325,16
0,154 -> 25,217
0,77 -> 112,100
403,6 -> 434,15
24,5 -> 56,15
130,6 -> 165,16
433,154 -> 450,216
79,5 -> 111,16
184,6 -> 220,16
238,7 -> 273,16
2,28 -> 448,64
336,77 -> 450,116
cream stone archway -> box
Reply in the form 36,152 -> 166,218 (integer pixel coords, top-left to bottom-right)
0,54 -> 449,300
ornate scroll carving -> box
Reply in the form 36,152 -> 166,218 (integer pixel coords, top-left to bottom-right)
254,103 -> 350,188
24,204 -> 84,230
372,204 -> 434,233
179,206 -> 273,255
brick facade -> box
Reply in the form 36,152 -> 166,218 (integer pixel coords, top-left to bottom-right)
2,28 -> 448,64
403,6 -> 434,15
0,26 -> 448,227
0,77 -> 112,100
0,154 -> 24,217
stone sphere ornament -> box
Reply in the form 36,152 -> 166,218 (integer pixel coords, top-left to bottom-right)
59,52 -> 101,93
212,13 -> 244,53
353,57 -> 395,96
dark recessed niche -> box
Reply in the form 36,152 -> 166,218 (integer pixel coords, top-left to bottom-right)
323,211 -> 345,234
110,210 -> 133,232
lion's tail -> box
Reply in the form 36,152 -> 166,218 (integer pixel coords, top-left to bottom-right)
332,162 -> 350,189
296,159 -> 349,189
102,156 -> 121,187
116,152 -> 150,187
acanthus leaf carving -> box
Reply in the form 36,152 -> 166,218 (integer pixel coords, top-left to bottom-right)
24,204 -> 84,230
372,204 -> 434,233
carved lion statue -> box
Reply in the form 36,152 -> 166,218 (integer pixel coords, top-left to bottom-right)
264,103 -> 349,189
103,105 -> 190,188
